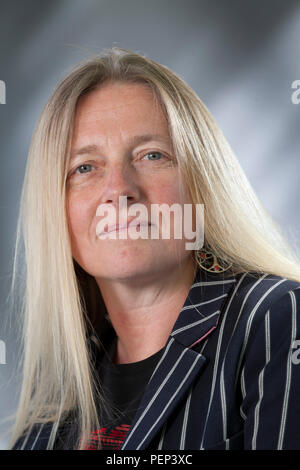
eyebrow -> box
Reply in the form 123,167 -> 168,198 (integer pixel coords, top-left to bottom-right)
71,134 -> 171,159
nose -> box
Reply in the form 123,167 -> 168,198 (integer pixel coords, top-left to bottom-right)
99,161 -> 141,207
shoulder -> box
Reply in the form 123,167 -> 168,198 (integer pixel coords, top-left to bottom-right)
226,271 -> 300,318
216,271 -> 300,353
223,272 -> 300,360
11,422 -> 54,450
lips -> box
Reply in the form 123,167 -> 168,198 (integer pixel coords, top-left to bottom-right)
102,218 -> 152,235
108,222 -> 151,233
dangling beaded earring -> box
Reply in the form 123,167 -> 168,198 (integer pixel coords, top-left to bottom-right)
197,247 -> 233,273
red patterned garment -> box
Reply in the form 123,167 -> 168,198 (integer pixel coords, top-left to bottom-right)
84,424 -> 131,450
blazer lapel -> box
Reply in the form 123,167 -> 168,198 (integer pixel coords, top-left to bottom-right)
121,268 -> 237,450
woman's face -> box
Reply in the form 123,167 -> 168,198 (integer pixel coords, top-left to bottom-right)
66,81 -> 194,282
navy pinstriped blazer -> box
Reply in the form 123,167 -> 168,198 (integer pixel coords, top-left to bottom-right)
12,268 -> 300,450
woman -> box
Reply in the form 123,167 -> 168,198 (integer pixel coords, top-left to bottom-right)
7,47 -> 300,450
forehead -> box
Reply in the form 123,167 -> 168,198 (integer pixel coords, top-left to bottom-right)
72,81 -> 170,140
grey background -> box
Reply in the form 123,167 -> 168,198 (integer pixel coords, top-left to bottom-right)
0,0 -> 299,449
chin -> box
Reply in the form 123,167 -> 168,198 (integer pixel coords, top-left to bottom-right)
74,241 -> 184,280
93,264 -> 154,282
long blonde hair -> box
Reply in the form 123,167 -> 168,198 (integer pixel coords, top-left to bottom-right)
6,47 -> 300,450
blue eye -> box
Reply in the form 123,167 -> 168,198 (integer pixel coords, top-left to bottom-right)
143,152 -> 164,161
76,164 -> 93,174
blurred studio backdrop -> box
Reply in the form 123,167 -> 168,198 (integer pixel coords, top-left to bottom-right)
0,0 -> 300,449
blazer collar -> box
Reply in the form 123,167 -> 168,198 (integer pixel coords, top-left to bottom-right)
170,267 -> 237,349
93,267 -> 237,450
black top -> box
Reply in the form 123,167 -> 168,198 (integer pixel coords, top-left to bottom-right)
85,335 -> 163,450
53,323 -> 164,450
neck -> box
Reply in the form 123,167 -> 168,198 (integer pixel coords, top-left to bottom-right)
96,258 -> 197,364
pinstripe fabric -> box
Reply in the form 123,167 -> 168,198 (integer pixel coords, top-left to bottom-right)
13,268 -> 300,450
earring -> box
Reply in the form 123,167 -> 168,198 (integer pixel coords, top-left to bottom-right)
197,248 -> 232,273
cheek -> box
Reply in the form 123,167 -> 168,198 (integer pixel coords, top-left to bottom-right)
155,188 -> 192,209
66,192 -> 93,240
148,178 -> 194,237
148,177 -> 185,205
